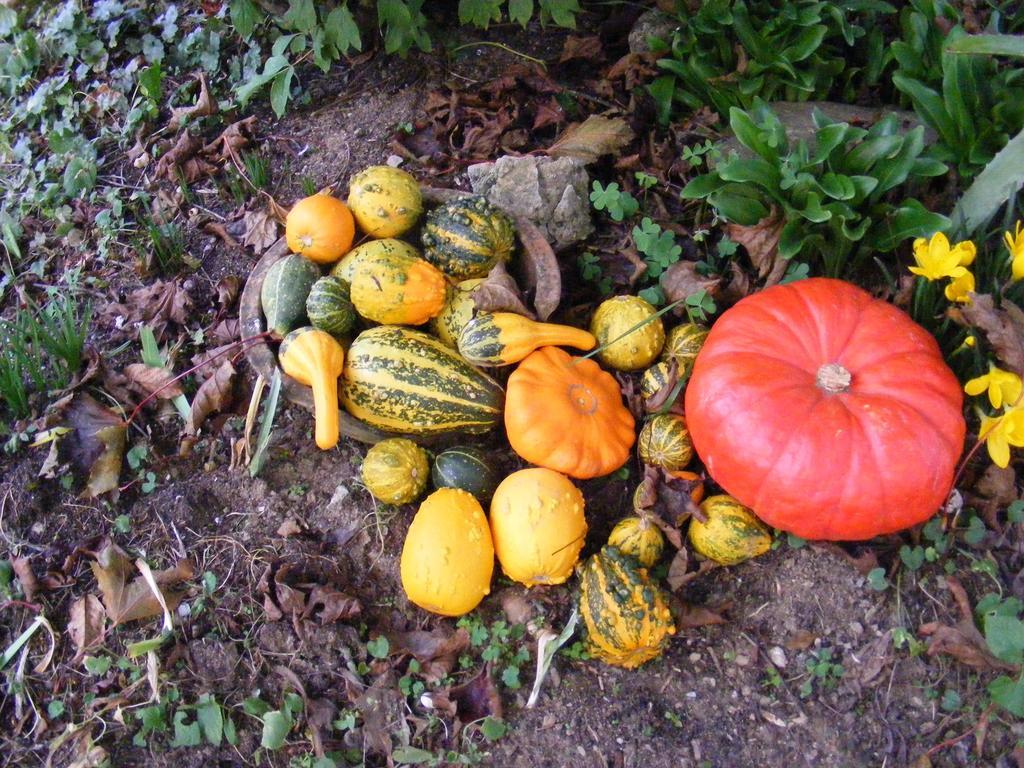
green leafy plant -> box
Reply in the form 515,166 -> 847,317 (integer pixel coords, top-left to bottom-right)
590,181 -> 639,222
456,616 -> 530,691
681,100 -> 950,277
799,647 -> 845,697
976,594 -> 1024,716
651,0 -> 895,122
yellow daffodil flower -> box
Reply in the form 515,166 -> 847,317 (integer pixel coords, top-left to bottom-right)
1006,221 -> 1024,281
910,232 -> 977,280
980,406 -> 1024,469
965,365 -> 1023,409
944,267 -> 975,304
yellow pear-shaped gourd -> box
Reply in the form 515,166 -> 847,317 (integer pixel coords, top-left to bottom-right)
689,494 -> 773,566
279,327 -> 345,450
401,488 -> 494,616
489,468 -> 587,586
458,312 -> 597,366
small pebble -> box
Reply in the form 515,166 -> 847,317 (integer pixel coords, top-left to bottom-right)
734,653 -> 751,667
768,646 -> 788,668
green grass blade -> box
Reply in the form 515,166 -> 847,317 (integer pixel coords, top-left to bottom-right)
950,126 -> 1024,236
249,368 -> 281,478
946,34 -> 1024,58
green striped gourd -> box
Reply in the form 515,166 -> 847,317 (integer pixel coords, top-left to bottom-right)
689,495 -> 772,566
578,546 -> 675,669
430,278 -> 484,348
640,360 -> 674,400
361,438 -> 430,505
261,254 -> 320,335
661,323 -> 709,374
331,238 -> 421,284
431,445 -> 501,501
638,413 -> 692,471
607,516 -> 665,568
340,326 -> 504,435
306,276 -> 356,337
421,196 -> 515,280
457,312 -> 596,366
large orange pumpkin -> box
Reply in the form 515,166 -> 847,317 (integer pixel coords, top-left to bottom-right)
505,346 -> 635,479
685,278 -> 965,541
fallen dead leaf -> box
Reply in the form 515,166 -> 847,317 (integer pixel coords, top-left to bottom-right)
155,132 -> 216,183
450,662 -> 502,723
850,630 -> 893,687
65,394 -> 126,499
89,540 -> 193,627
472,262 -> 535,318
276,518 -> 306,538
974,464 -> 1019,506
68,594 -> 105,662
208,319 -> 241,345
958,293 -> 1024,376
104,279 -> 193,341
559,35 -> 603,63
513,216 -> 561,319
167,72 -> 217,132
919,620 -> 1018,671
124,363 -> 182,400
660,260 -> 722,309
546,115 -> 634,165
303,585 -> 361,625
388,627 -> 471,683
204,116 -> 257,165
188,360 -> 236,434
216,276 -> 242,312
258,559 -> 363,636
725,210 -> 786,286
241,209 -> 279,253
644,358 -> 680,412
786,630 -> 817,651
500,591 -> 534,628
676,602 -> 726,629
12,557 -> 39,603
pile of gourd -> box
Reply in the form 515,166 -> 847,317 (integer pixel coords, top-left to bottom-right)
258,164 -> 968,671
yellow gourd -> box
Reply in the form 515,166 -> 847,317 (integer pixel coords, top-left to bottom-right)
489,468 -> 587,586
361,438 -> 430,505
347,166 -> 423,238
689,495 -> 773,566
400,488 -> 494,616
279,328 -> 345,450
608,516 -> 664,568
457,312 -> 597,366
430,278 -> 485,348
590,295 -> 665,371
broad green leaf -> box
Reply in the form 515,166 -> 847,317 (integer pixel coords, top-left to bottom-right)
871,127 -> 926,198
984,614 -> 1024,665
63,158 -> 97,197
269,66 -> 295,118
283,0 -> 317,33
782,24 -> 828,63
707,188 -> 770,225
810,122 -> 851,164
647,75 -> 675,126
778,220 -> 809,259
989,674 -> 1024,717
870,201 -> 950,251
324,5 -> 361,55
260,709 -> 293,750
947,34 -> 1024,58
540,0 -> 579,28
716,157 -> 781,189
235,54 -> 289,106
950,126 -> 1024,236
679,173 -> 726,199
509,0 -> 533,26
169,711 -> 202,747
196,695 -> 223,746
459,0 -> 503,28
841,135 -> 902,174
392,746 -> 435,764
819,173 -> 855,201
138,63 -> 163,101
229,0 -> 262,40
730,107 -> 777,161
892,73 -> 960,148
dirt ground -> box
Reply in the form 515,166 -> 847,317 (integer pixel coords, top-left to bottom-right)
2,10 -> 1022,768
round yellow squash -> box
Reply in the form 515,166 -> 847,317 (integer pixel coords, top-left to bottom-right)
347,165 -> 423,238
429,278 -> 485,348
331,238 -> 421,285
590,295 -> 665,371
689,494 -> 773,566
608,516 -> 664,568
489,468 -> 587,587
400,488 -> 494,616
361,438 -> 429,505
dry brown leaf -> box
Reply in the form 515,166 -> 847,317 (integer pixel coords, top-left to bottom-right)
155,132 -> 216,183
12,557 -> 39,603
216,276 -> 242,312
974,464 -> 1018,505
167,72 -> 217,132
472,262 -> 535,318
559,35 -> 603,63
276,518 -> 306,538
124,363 -> 182,399
450,662 -> 503,723
103,280 -> 193,340
546,115 -> 634,165
209,319 -> 241,345
851,630 -> 893,687
660,260 -> 722,309
242,209 -> 279,253
919,620 -> 1018,671
666,548 -> 690,591
65,394 -> 126,499
725,210 -> 786,286
786,630 -> 817,651
68,594 -> 105,662
90,541 -> 193,627
355,674 -> 403,757
959,293 -> 1024,376
188,360 -> 236,434
513,217 -> 561,319
203,116 -> 257,164
676,602 -> 727,629
303,585 -> 361,624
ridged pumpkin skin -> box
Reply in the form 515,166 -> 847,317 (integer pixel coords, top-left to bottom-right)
349,249 -> 447,326
685,278 -> 966,541
261,254 -> 321,336
689,495 -> 772,565
400,488 -> 494,616
590,296 -> 665,371
579,546 -> 675,669
285,194 -> 355,264
430,278 -> 484,348
640,360 -> 675,400
422,196 -> 515,280
661,323 -> 709,373
340,326 -> 504,435
458,312 -> 596,366
638,413 -> 693,471
347,166 -> 422,238
505,347 -> 635,479
331,238 -> 421,285
306,276 -> 356,337
489,468 -> 586,586
431,446 -> 501,502
361,438 -> 430,505
279,328 -> 344,450
608,517 -> 664,568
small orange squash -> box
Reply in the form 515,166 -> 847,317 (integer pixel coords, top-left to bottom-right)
504,347 -> 635,479
285,194 -> 355,264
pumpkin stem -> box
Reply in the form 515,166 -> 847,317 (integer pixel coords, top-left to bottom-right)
816,363 -> 852,394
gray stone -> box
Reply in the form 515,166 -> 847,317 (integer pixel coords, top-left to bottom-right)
716,101 -> 935,161
768,646 -> 788,669
468,155 -> 593,250
628,9 -> 678,54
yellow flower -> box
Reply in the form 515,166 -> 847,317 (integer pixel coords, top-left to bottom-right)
1006,221 -> 1024,281
965,365 -> 1023,409
910,232 -> 976,280
944,267 -> 975,304
980,406 -> 1024,469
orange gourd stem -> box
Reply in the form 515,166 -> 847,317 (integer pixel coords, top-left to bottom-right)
576,297 -> 685,364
